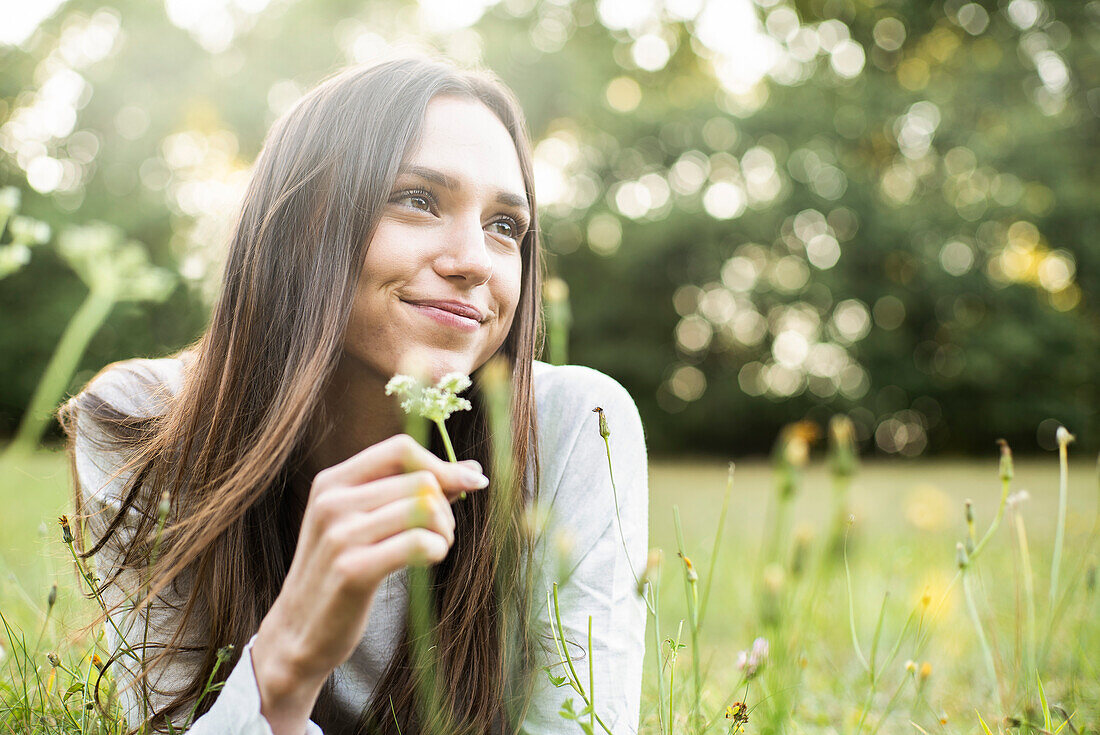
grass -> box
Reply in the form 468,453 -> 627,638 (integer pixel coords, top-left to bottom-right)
2,441 -> 1098,733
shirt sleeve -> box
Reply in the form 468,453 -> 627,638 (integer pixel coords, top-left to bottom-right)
520,369 -> 649,735
70,372 -> 324,735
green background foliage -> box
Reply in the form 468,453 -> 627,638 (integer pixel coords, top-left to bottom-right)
1,0 -> 1096,457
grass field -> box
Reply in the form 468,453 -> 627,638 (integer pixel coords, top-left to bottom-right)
2,444 -> 1098,733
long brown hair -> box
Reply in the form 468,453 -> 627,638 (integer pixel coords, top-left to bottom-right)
59,56 -> 546,734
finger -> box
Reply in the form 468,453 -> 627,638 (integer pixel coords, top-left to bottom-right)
339,528 -> 451,588
318,434 -> 487,491
329,495 -> 455,549
317,469 -> 478,521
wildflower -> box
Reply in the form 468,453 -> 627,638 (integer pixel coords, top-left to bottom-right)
827,414 -> 858,479
920,588 -> 932,609
386,372 -> 473,424
157,490 -> 171,518
1006,490 -> 1030,509
92,653 -> 104,670
736,637 -> 768,679
592,406 -> 610,439
47,651 -> 61,667
905,659 -> 917,675
636,548 -> 661,597
725,701 -> 749,731
387,370 -> 476,498
58,515 -> 73,545
997,439 -> 1013,482
773,420 -> 819,498
677,551 -> 699,583
919,662 -> 932,682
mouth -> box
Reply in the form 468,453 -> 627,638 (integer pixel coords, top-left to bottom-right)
401,299 -> 483,332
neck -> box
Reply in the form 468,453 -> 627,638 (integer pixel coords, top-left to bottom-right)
304,353 -> 406,481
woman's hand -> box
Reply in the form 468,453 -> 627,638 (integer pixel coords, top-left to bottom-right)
249,433 -> 489,734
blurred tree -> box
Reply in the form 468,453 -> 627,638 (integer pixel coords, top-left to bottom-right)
0,0 -> 1096,456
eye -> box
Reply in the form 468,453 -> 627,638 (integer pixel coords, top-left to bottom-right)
488,218 -> 517,239
487,215 -> 527,243
391,188 -> 435,213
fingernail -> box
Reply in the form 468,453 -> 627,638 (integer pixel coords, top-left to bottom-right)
459,468 -> 489,488
462,459 -> 483,474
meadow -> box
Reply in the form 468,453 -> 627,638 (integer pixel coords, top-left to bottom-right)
2,432 -> 1097,734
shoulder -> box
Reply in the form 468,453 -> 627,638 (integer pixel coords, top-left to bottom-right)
529,359 -> 646,496
65,353 -> 189,509
71,353 -> 189,419
531,359 -> 641,428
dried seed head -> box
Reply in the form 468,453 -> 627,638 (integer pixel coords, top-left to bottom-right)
677,551 -> 699,582
47,583 -> 57,610
956,542 -> 969,569
592,406 -> 610,439
57,515 -> 73,545
1056,426 -> 1075,447
47,652 -> 61,667
965,499 -> 974,524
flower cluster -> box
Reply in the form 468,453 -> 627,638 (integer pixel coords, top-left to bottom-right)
385,372 -> 473,424
736,637 -> 768,679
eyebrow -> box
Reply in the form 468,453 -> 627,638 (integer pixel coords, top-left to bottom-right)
401,165 -> 531,216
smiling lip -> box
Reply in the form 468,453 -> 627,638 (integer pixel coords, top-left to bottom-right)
403,299 -> 484,332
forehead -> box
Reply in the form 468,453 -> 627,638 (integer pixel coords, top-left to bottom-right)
403,95 -> 526,198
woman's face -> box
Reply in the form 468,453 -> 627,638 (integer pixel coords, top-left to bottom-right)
344,95 -> 530,385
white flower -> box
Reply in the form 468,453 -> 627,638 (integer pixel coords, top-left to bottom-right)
386,372 -> 473,423
436,372 -> 472,395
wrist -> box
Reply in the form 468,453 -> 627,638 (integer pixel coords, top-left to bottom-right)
251,621 -> 327,729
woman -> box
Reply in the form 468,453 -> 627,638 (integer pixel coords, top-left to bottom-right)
61,56 -> 648,735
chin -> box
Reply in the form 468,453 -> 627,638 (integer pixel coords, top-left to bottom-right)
394,348 -> 476,384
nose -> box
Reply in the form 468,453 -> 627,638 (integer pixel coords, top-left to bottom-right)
435,213 -> 493,286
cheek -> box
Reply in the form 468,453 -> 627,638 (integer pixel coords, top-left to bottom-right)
496,258 -> 523,325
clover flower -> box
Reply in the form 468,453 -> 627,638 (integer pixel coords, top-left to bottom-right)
736,637 -> 768,679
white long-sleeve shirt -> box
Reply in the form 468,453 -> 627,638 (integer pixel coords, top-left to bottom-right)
71,356 -> 649,734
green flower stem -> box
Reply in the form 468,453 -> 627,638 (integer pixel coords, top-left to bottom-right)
673,508 -> 702,733
433,419 -> 465,500
962,571 -> 1001,710
588,615 -> 595,733
548,583 -> 614,735
697,462 -> 734,633
597,423 -> 656,616
969,474 -> 1010,565
8,287 -> 116,455
1049,439 -> 1070,610
1013,509 -> 1037,689
648,571 -> 666,735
